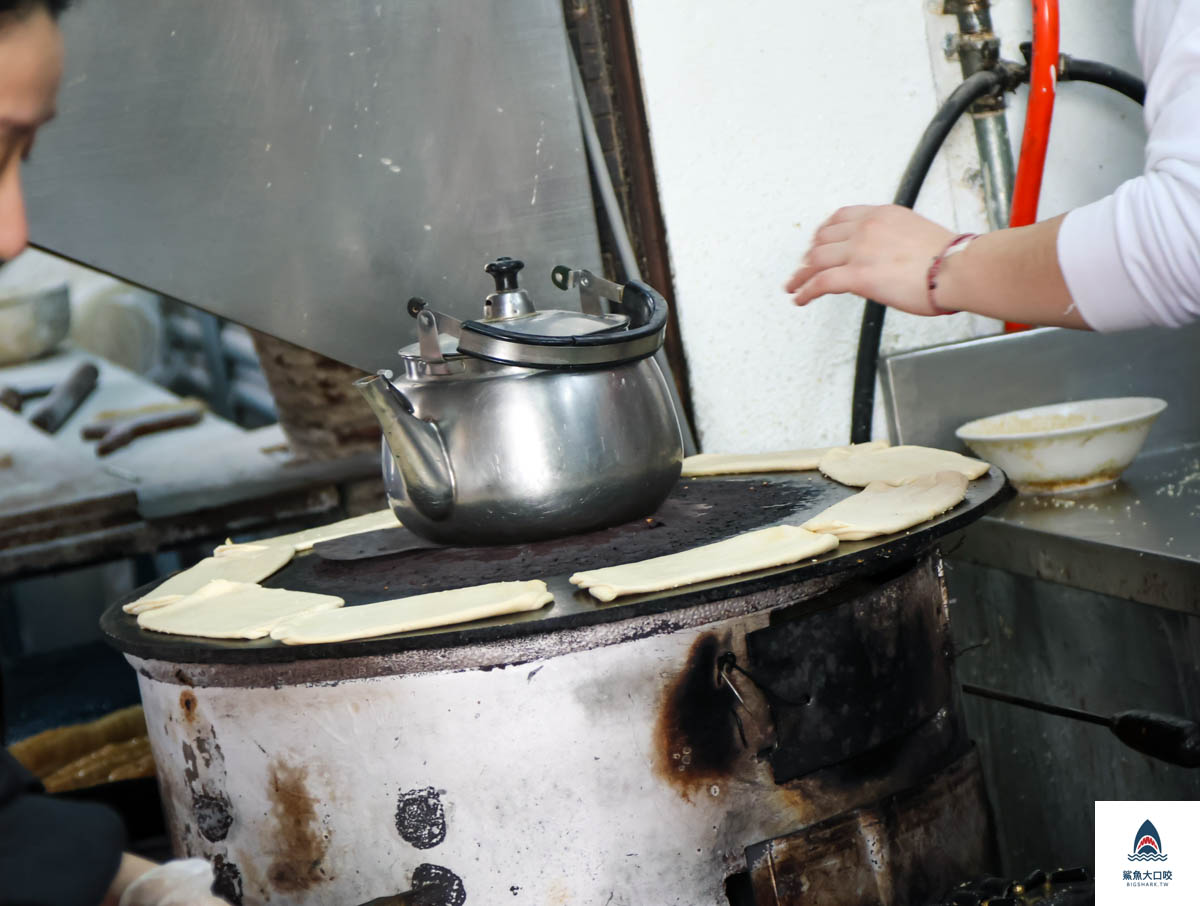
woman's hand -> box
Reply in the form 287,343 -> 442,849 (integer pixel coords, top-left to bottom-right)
784,205 -> 955,316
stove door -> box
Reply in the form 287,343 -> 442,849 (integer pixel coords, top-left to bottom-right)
745,561 -> 954,783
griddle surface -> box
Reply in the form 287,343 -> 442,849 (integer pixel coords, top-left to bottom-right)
103,469 -> 1010,663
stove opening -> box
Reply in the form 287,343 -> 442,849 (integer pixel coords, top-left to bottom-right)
724,869 -> 754,905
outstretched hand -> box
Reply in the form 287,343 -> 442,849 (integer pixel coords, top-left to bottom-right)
784,205 -> 956,316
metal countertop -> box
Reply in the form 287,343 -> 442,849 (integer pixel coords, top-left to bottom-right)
953,443 -> 1200,615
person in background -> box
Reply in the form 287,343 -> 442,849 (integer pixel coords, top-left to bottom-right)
0,2 -> 226,903
786,0 -> 1200,332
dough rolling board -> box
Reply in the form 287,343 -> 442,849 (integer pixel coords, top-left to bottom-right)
102,468 -> 1011,664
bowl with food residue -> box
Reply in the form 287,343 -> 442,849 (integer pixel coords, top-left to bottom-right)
955,397 -> 1167,494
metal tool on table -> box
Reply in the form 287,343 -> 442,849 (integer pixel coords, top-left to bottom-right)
26,361 -> 100,433
0,382 -> 54,413
963,683 -> 1200,768
80,399 -> 205,456
356,256 -> 684,545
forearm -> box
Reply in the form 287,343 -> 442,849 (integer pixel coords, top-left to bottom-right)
935,215 -> 1089,329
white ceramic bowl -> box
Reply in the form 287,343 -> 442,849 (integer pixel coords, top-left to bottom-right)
0,285 -> 70,365
955,397 -> 1168,494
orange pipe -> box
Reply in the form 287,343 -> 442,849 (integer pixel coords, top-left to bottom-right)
1006,0 -> 1060,332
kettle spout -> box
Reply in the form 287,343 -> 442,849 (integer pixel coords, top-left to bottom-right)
355,373 -> 454,521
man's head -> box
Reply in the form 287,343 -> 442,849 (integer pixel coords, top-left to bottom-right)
0,0 -> 68,259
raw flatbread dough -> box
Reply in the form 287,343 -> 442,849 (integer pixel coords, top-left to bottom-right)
681,441 -> 888,477
122,544 -> 295,614
271,580 -> 553,645
802,471 -> 968,541
818,444 -> 989,487
569,524 -> 839,603
214,508 -> 400,556
137,579 -> 343,639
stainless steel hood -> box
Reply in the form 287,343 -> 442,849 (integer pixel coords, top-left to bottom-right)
24,0 -> 601,373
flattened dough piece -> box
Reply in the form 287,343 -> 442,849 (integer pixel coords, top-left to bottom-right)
802,471 -> 968,541
818,444 -> 989,487
271,580 -> 553,645
123,544 -> 295,614
214,508 -> 400,556
138,580 -> 343,639
569,525 -> 839,603
681,441 -> 887,477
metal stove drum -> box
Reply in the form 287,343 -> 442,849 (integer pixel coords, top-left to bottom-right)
103,470 -> 1011,906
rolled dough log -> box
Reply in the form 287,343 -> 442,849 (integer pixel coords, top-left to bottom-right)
802,471 -> 968,541
137,579 -> 343,639
569,524 -> 839,602
122,544 -> 295,614
681,441 -> 887,477
214,508 -> 400,556
271,579 -> 554,645
818,444 -> 989,487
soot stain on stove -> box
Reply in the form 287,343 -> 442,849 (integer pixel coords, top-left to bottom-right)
407,863 -> 466,906
265,760 -> 330,892
211,854 -> 244,905
656,633 -> 740,800
396,787 -> 447,849
271,478 -> 825,605
181,738 -> 234,843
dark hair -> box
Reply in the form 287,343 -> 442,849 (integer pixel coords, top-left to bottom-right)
0,0 -> 71,20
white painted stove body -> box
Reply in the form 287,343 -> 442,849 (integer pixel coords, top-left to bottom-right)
128,558 -> 964,905
132,608 -> 806,906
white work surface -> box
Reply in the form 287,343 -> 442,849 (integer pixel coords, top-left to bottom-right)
0,347 -> 378,577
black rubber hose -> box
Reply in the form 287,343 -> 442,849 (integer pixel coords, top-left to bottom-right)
849,69 -> 1006,443
848,56 -> 1146,444
1059,55 -> 1146,105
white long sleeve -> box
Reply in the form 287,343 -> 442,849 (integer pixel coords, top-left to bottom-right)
1057,0 -> 1200,331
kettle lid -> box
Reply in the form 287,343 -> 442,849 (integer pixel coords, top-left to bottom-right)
455,260 -> 668,369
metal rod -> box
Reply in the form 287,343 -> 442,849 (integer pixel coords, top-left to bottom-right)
945,0 -> 1017,231
961,682 -> 1109,726
568,44 -> 697,456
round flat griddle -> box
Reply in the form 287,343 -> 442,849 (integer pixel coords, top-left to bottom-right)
102,468 -> 1011,664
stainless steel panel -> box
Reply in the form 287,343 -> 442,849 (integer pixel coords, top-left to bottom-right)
946,559 -> 1200,875
880,323 -> 1200,452
953,443 -> 1200,616
25,0 -> 601,373
880,324 -> 1200,614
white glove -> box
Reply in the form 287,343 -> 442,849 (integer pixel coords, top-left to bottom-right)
118,858 -> 227,906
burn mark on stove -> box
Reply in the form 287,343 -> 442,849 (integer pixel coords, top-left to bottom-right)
194,792 -> 234,842
396,787 -> 447,849
408,863 -> 466,906
655,633 -> 739,799
180,689 -> 198,722
266,761 -> 330,892
212,854 -> 244,905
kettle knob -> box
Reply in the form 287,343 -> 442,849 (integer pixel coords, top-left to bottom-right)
485,257 -> 525,291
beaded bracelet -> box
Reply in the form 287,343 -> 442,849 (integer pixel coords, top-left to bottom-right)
926,232 -> 978,314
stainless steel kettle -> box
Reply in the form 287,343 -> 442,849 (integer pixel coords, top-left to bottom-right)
355,258 -> 684,545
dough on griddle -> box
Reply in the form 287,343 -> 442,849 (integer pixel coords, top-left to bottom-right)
214,508 -> 400,556
122,544 -> 295,614
569,524 -> 839,603
271,580 -> 554,645
681,441 -> 887,477
802,471 -> 968,541
137,579 -> 343,639
818,444 -> 989,487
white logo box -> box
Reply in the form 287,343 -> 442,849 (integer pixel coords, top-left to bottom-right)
1096,801 -> 1200,906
